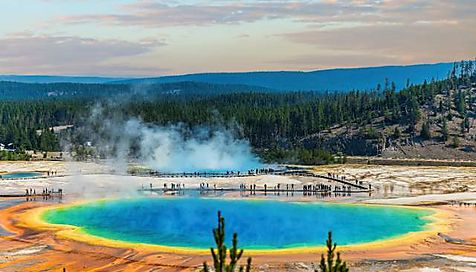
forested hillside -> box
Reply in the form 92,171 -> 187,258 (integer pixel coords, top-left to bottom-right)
113,62 -> 454,91
1,61 -> 475,164
0,81 -> 271,100
2,62 -> 454,92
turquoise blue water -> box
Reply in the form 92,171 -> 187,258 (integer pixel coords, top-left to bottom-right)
43,198 -> 432,250
1,172 -> 42,179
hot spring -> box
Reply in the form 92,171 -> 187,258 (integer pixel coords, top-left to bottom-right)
42,198 -> 433,250
1,172 -> 42,179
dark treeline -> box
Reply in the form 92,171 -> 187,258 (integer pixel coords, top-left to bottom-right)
112,91 -> 380,147
1,60 -> 475,163
0,81 -> 272,100
0,99 -> 86,151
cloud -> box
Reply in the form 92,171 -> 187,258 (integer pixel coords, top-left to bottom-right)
56,0 -> 377,27
270,53 -> 401,70
54,0 -> 476,29
273,0 -> 476,67
1,0 -> 475,75
282,19 -> 476,65
49,0 -> 476,69
0,34 -> 167,76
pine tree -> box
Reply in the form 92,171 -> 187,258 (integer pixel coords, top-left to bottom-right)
202,212 -> 252,272
452,136 -> 460,148
441,118 -> 449,141
393,127 -> 401,138
462,117 -> 470,134
420,121 -> 431,140
455,90 -> 466,116
317,232 -> 349,272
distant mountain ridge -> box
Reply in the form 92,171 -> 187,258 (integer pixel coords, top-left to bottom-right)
0,62 -> 457,92
111,62 -> 455,91
0,75 -> 125,84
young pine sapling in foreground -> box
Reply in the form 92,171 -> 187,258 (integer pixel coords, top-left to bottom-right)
317,231 -> 349,272
202,211 -> 252,272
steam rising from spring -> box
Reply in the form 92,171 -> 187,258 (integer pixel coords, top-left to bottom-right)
125,120 -> 261,172
83,105 -> 262,173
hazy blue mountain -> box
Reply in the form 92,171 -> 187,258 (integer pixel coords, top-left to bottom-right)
112,62 -> 455,91
0,75 -> 125,84
1,62 -> 457,92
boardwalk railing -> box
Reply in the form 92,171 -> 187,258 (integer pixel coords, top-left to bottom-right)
134,169 -> 371,191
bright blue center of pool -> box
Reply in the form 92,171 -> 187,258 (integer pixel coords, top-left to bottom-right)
1,172 -> 42,179
43,198 -> 432,250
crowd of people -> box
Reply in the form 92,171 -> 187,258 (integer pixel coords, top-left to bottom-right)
25,187 -> 63,196
140,170 -> 373,196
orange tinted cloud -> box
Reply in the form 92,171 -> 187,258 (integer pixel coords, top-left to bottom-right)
0,0 -> 474,75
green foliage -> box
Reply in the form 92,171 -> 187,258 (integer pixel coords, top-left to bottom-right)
202,212 -> 252,272
0,99 -> 82,152
261,147 -> 335,165
420,121 -> 431,140
361,127 -> 379,140
406,96 -> 421,126
0,151 -> 30,161
441,118 -> 449,141
72,145 -> 96,161
317,232 -> 349,272
0,81 -> 270,100
454,90 -> 466,116
461,117 -> 470,134
393,127 -> 401,138
451,136 -> 460,148
0,60 -> 475,161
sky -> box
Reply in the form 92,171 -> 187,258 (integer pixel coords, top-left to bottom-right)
0,0 -> 475,77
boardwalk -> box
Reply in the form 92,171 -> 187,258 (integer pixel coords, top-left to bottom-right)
0,191 -> 63,198
274,170 -> 369,190
141,187 -> 369,194
137,169 -> 372,194
136,169 -> 368,187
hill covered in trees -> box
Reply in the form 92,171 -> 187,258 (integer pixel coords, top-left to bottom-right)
113,62 -> 455,91
2,61 -> 456,92
1,61 -> 475,164
0,81 -> 271,100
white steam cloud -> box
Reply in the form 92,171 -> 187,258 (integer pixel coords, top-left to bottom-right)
124,119 -> 261,172
78,104 -> 262,173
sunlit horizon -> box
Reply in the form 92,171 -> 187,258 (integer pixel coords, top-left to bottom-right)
0,0 -> 474,77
